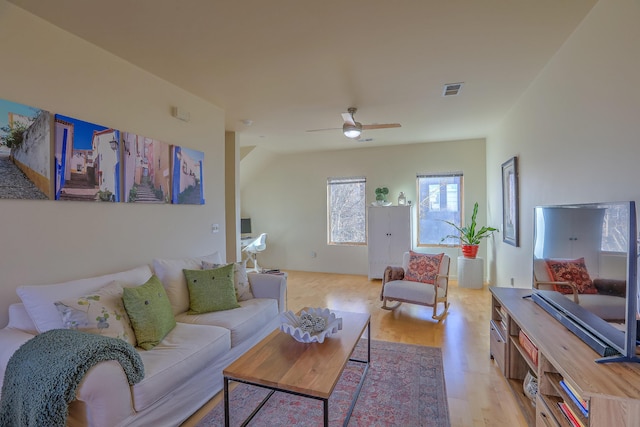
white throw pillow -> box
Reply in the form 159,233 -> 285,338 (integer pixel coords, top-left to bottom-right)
153,252 -> 222,315
54,280 -> 137,346
16,265 -> 154,333
202,260 -> 254,301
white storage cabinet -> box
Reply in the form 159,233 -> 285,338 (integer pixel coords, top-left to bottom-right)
367,205 -> 412,279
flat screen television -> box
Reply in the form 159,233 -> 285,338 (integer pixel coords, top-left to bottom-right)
532,201 -> 639,363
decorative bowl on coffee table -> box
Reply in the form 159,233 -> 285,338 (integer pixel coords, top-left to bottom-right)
280,307 -> 343,343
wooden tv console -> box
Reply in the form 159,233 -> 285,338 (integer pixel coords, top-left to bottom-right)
489,287 -> 640,426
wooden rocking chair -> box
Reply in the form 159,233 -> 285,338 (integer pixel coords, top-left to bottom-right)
380,252 -> 451,321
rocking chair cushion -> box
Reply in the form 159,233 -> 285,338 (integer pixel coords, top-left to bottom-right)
404,251 -> 444,285
382,279 -> 442,305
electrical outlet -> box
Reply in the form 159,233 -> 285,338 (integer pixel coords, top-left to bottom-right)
211,224 -> 219,233
510,277 -> 515,286
310,251 -> 317,258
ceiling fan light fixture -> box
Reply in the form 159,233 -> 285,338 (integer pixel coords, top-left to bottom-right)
343,122 -> 362,138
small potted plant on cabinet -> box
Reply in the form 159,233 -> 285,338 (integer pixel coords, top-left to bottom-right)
374,187 -> 391,206
442,202 -> 498,258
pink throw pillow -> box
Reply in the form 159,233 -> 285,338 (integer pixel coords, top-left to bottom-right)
405,251 -> 444,285
545,258 -> 597,295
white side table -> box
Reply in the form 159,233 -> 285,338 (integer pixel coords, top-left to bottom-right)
458,256 -> 484,289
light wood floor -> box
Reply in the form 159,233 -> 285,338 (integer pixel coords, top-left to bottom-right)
182,271 -> 528,427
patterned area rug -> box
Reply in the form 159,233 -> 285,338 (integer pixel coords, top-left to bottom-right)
197,340 -> 450,427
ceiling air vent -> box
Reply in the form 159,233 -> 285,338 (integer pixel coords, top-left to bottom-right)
442,82 -> 464,97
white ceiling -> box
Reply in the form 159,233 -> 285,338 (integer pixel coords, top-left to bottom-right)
10,0 -> 597,153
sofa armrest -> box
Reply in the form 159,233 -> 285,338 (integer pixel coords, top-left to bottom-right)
0,328 -> 36,395
381,266 -> 405,301
593,278 -> 626,297
248,273 -> 287,313
383,266 -> 405,285
0,329 -> 136,427
72,360 -> 136,427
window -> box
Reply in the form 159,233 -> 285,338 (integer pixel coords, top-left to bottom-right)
327,177 -> 366,245
417,173 -> 463,246
601,204 -> 629,253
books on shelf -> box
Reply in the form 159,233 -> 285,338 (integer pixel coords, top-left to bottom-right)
558,402 -> 586,427
559,379 -> 589,416
518,330 -> 538,366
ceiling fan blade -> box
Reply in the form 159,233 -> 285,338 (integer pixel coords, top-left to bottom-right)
361,123 -> 402,130
341,112 -> 356,125
306,127 -> 341,132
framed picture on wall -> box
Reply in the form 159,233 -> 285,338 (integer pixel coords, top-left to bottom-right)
502,156 -> 519,246
0,98 -> 51,200
171,145 -> 205,205
54,114 -> 121,202
122,132 -> 171,203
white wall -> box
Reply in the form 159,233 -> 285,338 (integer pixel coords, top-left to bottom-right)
487,0 -> 640,288
0,2 -> 226,327
240,139 -> 487,278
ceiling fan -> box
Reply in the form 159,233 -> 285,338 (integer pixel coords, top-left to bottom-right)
307,107 -> 401,139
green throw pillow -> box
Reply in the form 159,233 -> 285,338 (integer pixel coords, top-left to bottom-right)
122,275 -> 176,350
184,264 -> 240,314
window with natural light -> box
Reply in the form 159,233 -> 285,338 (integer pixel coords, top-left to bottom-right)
327,177 -> 366,245
417,173 -> 463,246
602,204 -> 629,253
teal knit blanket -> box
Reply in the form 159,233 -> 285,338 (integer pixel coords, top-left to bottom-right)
0,329 -> 144,427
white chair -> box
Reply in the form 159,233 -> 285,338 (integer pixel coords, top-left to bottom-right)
242,233 -> 267,273
533,258 -> 579,303
533,257 -> 626,321
380,252 -> 451,321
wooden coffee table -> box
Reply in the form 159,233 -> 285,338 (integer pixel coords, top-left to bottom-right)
223,309 -> 370,427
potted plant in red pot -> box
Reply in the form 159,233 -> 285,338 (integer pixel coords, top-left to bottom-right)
442,202 -> 498,258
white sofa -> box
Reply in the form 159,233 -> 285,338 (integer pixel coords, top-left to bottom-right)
0,254 -> 287,427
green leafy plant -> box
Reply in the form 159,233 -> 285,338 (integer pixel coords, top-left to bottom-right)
97,189 -> 114,202
375,187 -> 389,202
154,187 -> 164,201
442,202 -> 498,245
128,186 -> 138,202
0,122 -> 29,148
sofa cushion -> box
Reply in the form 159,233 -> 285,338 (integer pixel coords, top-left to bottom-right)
7,304 -> 37,334
175,298 -> 278,348
593,278 -> 627,297
123,276 -> 177,350
153,253 -> 222,315
16,265 -> 153,333
131,322 -> 230,412
183,265 -> 240,314
54,280 -> 137,346
202,260 -> 254,301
